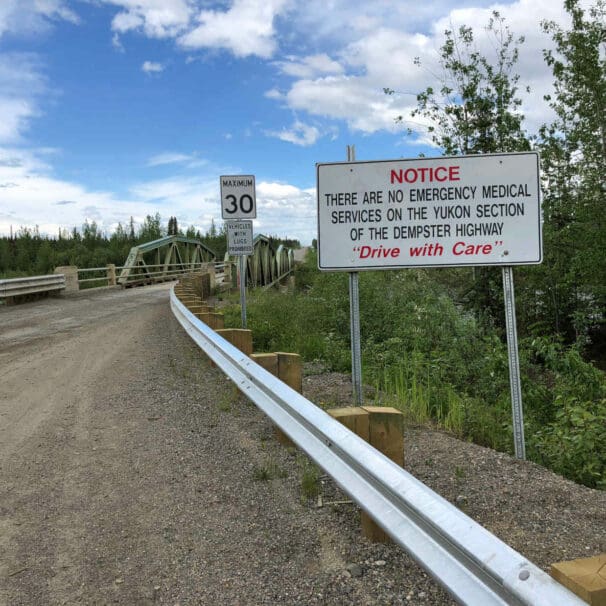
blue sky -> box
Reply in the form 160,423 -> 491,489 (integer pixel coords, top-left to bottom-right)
0,0 -> 578,244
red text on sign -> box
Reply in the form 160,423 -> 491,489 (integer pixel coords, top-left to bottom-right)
355,245 -> 401,259
390,165 -> 460,185
452,241 -> 493,255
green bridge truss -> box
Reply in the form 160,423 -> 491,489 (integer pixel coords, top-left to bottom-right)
118,234 -> 295,288
225,234 -> 295,288
118,235 -> 216,286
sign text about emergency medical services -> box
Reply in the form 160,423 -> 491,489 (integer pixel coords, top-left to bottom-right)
316,152 -> 542,269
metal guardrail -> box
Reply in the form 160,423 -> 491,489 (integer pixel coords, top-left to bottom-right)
0,274 -> 65,300
170,288 -> 584,606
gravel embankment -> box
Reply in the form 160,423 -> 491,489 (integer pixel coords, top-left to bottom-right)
1,287 -> 604,605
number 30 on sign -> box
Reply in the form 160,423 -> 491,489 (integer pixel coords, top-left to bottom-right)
220,175 -> 257,219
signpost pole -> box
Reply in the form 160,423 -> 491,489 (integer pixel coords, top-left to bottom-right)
347,144 -> 363,406
502,266 -> 526,460
240,255 -> 247,329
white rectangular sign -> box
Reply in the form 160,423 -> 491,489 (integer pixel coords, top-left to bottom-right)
317,152 -> 542,271
220,175 -> 256,219
226,220 -> 253,256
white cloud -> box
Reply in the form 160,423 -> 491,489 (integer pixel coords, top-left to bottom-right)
0,0 -> 79,39
146,151 -> 209,169
265,88 -> 283,100
254,181 -> 316,242
0,148 -> 139,236
0,144 -> 319,243
108,0 -> 192,39
266,120 -> 321,146
178,0 -> 290,58
0,149 -> 217,239
276,53 -> 344,79
268,0 -> 579,139
0,98 -> 38,144
284,76 -> 408,134
147,152 -> 192,166
0,54 -> 47,144
142,60 -> 164,73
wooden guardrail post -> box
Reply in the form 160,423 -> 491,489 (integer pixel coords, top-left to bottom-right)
327,407 -> 370,440
327,405 -> 404,543
250,353 -> 279,375
215,328 -> 253,355
249,352 -> 302,446
361,406 -> 405,467
274,353 -> 302,446
189,304 -> 212,315
551,554 -> 606,605
360,406 -> 404,543
196,312 -> 224,330
276,353 -> 302,392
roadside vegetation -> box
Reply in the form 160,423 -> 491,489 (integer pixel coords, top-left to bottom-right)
226,250 -> 605,489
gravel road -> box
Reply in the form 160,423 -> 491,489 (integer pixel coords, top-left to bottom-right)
1,284 -> 604,605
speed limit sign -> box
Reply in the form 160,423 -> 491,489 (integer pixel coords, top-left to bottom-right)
220,175 -> 256,219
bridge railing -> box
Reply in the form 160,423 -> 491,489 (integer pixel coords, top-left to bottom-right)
170,287 -> 584,606
76,262 -> 229,289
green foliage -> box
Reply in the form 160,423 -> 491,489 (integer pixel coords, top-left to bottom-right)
531,397 -> 606,489
0,213 -> 231,278
298,456 -> 321,500
388,12 -> 532,331
235,254 -> 606,488
535,0 -> 606,350
388,4 -> 604,359
407,11 -> 530,155
252,458 -> 287,482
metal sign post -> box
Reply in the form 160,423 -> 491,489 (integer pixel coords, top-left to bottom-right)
502,266 -> 526,459
226,219 -> 254,330
240,255 -> 247,329
347,145 -> 363,406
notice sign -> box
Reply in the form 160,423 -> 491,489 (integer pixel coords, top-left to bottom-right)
317,152 -> 542,271
227,220 -> 253,256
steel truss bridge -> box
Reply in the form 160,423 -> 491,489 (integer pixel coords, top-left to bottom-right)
224,234 -> 295,289
109,234 -> 294,289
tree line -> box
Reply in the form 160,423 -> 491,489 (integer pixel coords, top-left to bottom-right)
0,213 -> 300,279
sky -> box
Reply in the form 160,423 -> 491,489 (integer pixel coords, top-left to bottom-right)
0,0 -> 580,245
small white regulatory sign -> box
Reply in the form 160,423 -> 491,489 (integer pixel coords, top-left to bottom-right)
220,175 -> 256,219
226,220 -> 254,256
317,152 -> 542,271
